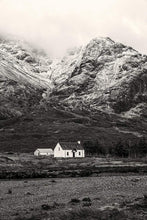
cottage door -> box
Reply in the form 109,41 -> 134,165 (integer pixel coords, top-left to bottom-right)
73,151 -> 75,157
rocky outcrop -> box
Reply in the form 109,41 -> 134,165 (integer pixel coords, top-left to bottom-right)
47,37 -> 147,115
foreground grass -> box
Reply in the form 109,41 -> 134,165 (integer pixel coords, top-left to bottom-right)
15,208 -> 126,220
0,175 -> 147,219
14,201 -> 147,220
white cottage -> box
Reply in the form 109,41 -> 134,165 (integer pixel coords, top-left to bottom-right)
34,148 -> 54,156
54,141 -> 85,158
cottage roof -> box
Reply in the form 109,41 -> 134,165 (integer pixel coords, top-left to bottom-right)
59,142 -> 84,150
35,148 -> 53,153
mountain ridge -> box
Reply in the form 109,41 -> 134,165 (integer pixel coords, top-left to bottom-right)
0,36 -> 147,152
45,37 -> 147,116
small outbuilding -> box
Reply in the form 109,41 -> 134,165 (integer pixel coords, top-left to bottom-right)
54,141 -> 85,158
34,148 -> 54,156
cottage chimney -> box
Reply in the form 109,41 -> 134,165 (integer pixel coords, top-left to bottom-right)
77,141 -> 81,144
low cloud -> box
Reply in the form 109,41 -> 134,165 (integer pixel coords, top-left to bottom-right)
0,0 -> 147,57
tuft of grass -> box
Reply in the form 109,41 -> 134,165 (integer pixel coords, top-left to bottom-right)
82,197 -> 91,202
93,197 -> 100,201
41,204 -> 52,210
70,198 -> 81,204
7,189 -> 12,194
82,197 -> 92,207
41,202 -> 65,211
53,208 -> 127,220
25,192 -> 33,196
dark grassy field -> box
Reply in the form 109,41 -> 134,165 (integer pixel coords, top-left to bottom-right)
0,175 -> 147,220
0,106 -> 144,153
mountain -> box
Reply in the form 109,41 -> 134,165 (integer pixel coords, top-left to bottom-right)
46,37 -> 147,115
0,36 -> 52,118
0,36 -> 147,153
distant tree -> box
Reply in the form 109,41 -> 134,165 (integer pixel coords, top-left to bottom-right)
138,137 -> 147,156
84,138 -> 147,158
108,145 -> 115,156
128,138 -> 147,158
83,140 -> 106,156
126,140 -> 133,158
130,142 -> 138,158
114,141 -> 129,157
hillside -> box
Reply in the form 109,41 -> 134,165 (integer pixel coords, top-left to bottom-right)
0,36 -> 52,118
0,36 -> 147,153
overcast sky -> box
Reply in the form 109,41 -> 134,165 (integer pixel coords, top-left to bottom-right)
0,0 -> 147,57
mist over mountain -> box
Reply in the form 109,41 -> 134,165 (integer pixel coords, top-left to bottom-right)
1,0 -> 147,57
0,36 -> 147,152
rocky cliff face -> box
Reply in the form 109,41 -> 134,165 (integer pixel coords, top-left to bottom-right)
46,37 -> 147,116
0,36 -> 147,152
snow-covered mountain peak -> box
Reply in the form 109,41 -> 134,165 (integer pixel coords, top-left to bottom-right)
45,37 -> 147,116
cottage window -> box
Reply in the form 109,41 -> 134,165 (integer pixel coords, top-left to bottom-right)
67,152 -> 69,156
79,152 -> 81,155
58,147 -> 60,151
